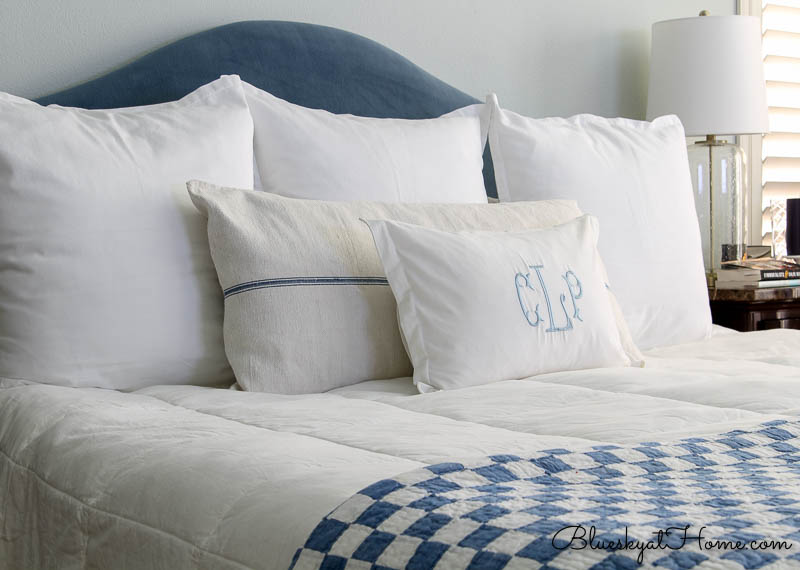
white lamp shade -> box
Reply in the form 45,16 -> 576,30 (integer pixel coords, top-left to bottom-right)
646,15 -> 768,136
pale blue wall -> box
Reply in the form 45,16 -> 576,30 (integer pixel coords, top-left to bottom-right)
0,0 -> 735,118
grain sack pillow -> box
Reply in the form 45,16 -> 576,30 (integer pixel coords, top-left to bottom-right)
188,180 -> 641,394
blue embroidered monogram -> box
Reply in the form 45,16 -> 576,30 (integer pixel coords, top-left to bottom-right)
564,270 -> 583,322
514,272 -> 543,327
515,266 -> 583,332
223,276 -> 389,298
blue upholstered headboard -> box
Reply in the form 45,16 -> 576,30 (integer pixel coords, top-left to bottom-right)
36,20 -> 496,197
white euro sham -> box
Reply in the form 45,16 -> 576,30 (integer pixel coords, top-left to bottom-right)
0,76 -> 254,389
488,95 -> 711,350
244,82 -> 489,203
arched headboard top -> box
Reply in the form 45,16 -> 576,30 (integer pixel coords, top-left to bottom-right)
36,20 -> 477,117
36,21 -> 495,196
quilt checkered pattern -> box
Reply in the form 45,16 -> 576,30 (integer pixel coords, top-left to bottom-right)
291,419 -> 800,569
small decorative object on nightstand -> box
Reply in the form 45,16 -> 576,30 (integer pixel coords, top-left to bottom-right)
709,287 -> 800,331
647,11 -> 768,286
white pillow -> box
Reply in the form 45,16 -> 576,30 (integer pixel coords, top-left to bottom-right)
243,82 -> 488,203
364,216 -> 632,391
0,76 -> 254,389
488,95 -> 711,349
187,180 -> 599,394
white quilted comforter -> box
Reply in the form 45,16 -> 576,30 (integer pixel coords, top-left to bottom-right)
3,327 -> 800,569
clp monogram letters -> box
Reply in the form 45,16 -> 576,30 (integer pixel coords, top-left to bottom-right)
515,266 -> 583,332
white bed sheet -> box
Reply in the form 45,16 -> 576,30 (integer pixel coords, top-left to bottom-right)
2,327 -> 800,569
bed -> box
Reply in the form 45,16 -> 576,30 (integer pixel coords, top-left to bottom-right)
3,20 -> 800,570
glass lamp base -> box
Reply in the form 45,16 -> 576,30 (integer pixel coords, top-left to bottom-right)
687,138 -> 747,276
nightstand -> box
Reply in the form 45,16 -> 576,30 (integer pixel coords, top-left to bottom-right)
708,287 -> 800,331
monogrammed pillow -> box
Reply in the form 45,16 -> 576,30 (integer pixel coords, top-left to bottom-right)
187,180 -> 623,394
364,216 -> 632,392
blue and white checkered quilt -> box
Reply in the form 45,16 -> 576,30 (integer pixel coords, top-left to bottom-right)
291,419 -> 800,569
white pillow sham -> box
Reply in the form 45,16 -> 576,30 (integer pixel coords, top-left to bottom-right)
0,76 -> 254,389
487,95 -> 711,349
364,216 -> 632,391
187,180 -> 606,394
243,82 -> 489,203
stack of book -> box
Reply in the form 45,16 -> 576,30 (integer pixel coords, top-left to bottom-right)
715,258 -> 800,289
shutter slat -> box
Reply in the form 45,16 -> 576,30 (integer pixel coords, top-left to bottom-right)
767,80 -> 800,108
764,55 -> 800,84
763,29 -> 800,58
763,157 -> 800,182
764,132 -> 800,157
768,106 -> 800,133
763,1 -> 800,9
763,181 -> 800,199
763,4 -> 800,32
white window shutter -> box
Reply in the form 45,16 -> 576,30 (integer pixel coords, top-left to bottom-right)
762,1 -> 800,244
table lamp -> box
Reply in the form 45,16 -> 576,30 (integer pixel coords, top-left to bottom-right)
647,12 -> 768,286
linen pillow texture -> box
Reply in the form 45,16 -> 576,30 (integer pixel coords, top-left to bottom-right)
488,95 -> 711,350
243,82 -> 488,203
364,216 -> 632,392
0,76 -> 254,389
188,180 -> 603,394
